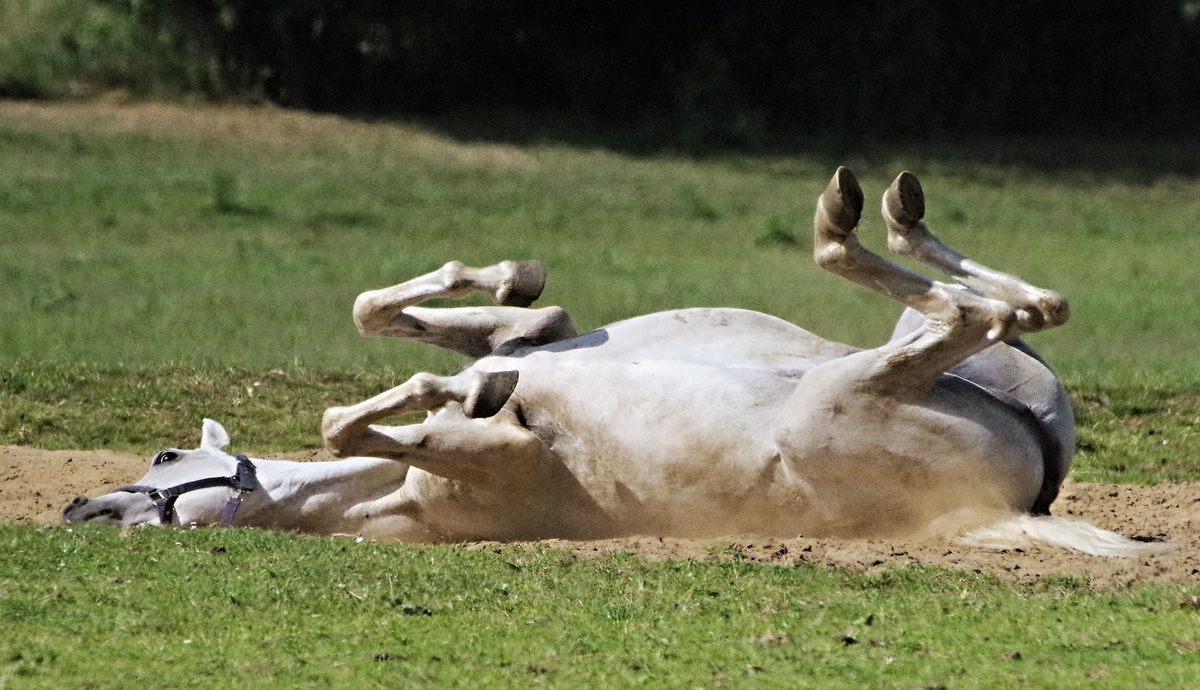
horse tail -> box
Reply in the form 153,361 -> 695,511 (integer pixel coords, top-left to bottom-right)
957,513 -> 1173,558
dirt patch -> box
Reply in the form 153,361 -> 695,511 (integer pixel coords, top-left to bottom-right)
5,445 -> 1198,588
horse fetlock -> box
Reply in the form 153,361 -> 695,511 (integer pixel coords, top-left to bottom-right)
884,220 -> 932,259
322,406 -> 361,456
813,240 -> 857,271
1013,307 -> 1047,333
406,372 -> 442,400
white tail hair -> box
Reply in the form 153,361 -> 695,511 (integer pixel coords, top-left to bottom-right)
958,514 -> 1174,558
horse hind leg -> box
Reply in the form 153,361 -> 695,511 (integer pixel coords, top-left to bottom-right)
814,168 -> 984,325
881,172 -> 1068,335
352,260 -> 577,357
813,168 -> 1020,390
780,170 -> 1067,525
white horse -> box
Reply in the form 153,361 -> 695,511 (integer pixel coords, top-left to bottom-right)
63,169 -> 1162,556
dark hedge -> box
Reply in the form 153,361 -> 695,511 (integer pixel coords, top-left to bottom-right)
111,0 -> 1200,147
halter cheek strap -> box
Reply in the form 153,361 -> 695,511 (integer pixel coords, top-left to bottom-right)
118,454 -> 259,526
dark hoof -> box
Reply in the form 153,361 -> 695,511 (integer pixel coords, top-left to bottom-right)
820,166 -> 864,232
497,261 -> 547,307
885,171 -> 925,228
465,370 -> 519,418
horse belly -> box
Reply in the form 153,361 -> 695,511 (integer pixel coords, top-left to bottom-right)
494,357 -> 810,537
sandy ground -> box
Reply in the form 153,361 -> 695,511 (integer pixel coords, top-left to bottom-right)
4,445 -> 1198,589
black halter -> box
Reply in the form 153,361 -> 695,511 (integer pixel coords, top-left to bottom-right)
118,454 -> 259,526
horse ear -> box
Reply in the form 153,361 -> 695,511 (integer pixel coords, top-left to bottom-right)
201,418 -> 232,450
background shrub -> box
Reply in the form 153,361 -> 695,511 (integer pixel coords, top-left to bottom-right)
3,1 -> 1199,147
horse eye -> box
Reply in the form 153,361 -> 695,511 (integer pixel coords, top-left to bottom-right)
152,450 -> 179,465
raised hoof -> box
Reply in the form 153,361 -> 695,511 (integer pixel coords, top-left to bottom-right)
496,261 -> 547,307
884,171 -> 925,229
818,166 -> 864,234
464,370 -> 519,418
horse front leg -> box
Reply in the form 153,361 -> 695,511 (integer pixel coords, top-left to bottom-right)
351,260 -> 577,357
322,368 -> 519,457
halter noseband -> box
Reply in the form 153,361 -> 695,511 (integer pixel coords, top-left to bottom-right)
118,454 -> 259,526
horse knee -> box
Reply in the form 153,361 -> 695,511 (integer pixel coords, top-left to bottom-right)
352,290 -> 391,336
323,395 -> 418,457
321,406 -> 355,456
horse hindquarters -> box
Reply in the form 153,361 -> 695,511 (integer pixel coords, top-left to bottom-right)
771,357 -> 1046,538
767,169 -> 1072,535
890,308 -> 1076,513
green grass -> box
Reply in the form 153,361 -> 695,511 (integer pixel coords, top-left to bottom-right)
3,525 -> 1198,689
5,107 -> 1200,385
0,360 -> 390,453
0,0 -> 212,100
4,103 -> 1200,687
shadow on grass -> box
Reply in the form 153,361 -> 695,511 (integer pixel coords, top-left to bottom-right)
343,104 -> 1200,184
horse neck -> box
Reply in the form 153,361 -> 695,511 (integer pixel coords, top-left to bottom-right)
239,456 -> 410,531
251,455 -> 405,487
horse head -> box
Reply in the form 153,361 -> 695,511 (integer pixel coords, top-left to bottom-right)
62,419 -> 258,527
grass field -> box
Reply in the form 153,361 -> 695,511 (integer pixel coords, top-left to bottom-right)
4,525 -> 1199,689
3,101 -> 1200,687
